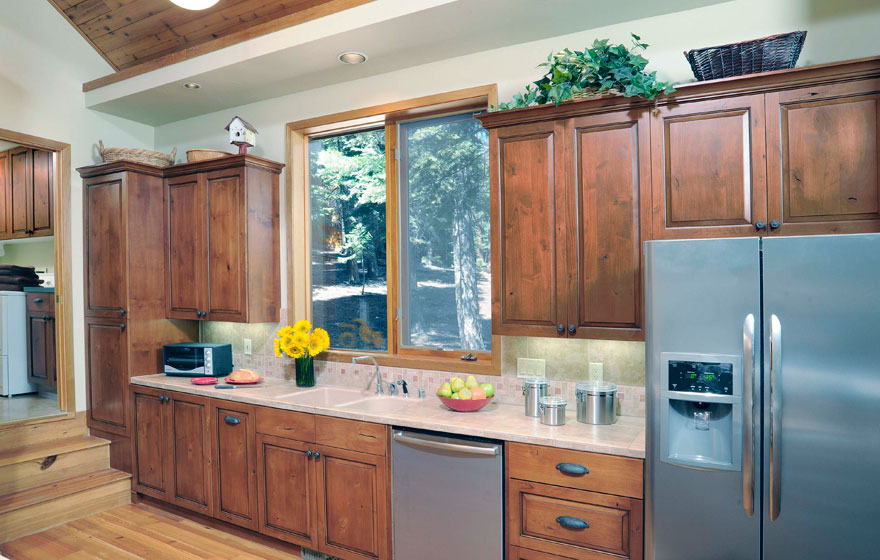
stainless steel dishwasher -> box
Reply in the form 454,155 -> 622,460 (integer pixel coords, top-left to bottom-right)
391,428 -> 503,560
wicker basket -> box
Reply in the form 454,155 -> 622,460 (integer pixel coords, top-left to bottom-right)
685,31 -> 807,81
186,149 -> 233,163
571,89 -> 619,101
98,140 -> 176,167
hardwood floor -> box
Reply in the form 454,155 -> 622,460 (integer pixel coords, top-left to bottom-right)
0,503 -> 304,559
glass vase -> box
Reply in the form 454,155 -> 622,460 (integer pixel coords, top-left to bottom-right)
295,356 -> 315,387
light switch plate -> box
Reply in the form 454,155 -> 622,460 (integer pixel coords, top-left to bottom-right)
243,338 -> 252,355
517,358 -> 546,378
589,362 -> 604,381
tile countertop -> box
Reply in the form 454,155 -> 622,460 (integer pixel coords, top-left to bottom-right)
132,375 -> 646,459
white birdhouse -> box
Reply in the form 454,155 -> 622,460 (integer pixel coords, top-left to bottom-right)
225,116 -> 257,154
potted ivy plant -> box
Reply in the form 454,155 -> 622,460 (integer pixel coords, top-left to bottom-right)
494,34 -> 674,110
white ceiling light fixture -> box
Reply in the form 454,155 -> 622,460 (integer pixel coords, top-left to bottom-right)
183,82 -> 201,89
337,51 -> 368,65
169,0 -> 220,10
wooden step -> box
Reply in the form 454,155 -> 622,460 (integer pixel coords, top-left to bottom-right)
0,412 -> 87,450
0,468 -> 131,543
0,435 -> 110,495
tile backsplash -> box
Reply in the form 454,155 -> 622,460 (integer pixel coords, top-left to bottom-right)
202,310 -> 647,417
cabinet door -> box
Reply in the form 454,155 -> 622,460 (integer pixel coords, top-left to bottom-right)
567,111 -> 650,341
30,149 -> 53,236
491,121 -> 569,337
9,148 -> 31,237
205,168 -> 247,322
0,150 -> 9,237
170,394 -> 212,515
213,401 -> 258,529
85,317 -> 129,435
165,173 -> 204,320
133,388 -> 171,499
257,434 -> 318,549
766,79 -> 880,235
26,312 -> 53,387
315,445 -> 390,560
651,95 -> 767,239
84,173 -> 128,317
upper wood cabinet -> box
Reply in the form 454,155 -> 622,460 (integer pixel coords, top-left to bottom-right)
483,111 -> 649,341
0,147 -> 53,240
766,78 -> 880,235
650,95 -> 768,239
164,156 -> 282,323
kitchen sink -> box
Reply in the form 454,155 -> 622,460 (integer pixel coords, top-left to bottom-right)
277,387 -> 369,407
336,396 -> 417,414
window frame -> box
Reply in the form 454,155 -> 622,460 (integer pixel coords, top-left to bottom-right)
286,85 -> 500,375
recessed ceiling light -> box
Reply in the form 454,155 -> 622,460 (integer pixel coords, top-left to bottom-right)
183,82 -> 201,90
170,0 -> 219,9
337,51 -> 368,65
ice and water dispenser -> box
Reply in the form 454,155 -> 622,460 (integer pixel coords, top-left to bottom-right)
659,353 -> 742,471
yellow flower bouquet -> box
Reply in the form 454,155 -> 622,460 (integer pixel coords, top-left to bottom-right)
274,320 -> 330,387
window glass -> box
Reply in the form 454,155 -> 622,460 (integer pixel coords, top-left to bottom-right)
309,128 -> 388,351
399,113 -> 491,351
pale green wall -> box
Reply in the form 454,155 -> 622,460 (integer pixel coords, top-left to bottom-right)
0,239 -> 55,272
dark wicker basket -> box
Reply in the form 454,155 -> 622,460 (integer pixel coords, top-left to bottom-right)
685,31 -> 807,81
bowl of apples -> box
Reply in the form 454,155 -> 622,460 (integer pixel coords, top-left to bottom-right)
437,375 -> 495,412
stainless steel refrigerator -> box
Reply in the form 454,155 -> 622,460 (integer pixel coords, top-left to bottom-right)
645,234 -> 880,560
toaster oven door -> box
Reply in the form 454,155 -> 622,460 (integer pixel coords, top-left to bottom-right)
164,350 -> 207,376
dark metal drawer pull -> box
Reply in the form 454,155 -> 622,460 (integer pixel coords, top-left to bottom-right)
556,516 -> 589,530
224,416 -> 241,425
556,462 -> 589,476
33,298 -> 43,303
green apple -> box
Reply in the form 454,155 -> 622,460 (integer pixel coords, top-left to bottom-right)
450,392 -> 461,399
450,377 -> 466,393
458,388 -> 473,400
437,382 -> 452,398
480,382 -> 495,398
465,375 -> 479,389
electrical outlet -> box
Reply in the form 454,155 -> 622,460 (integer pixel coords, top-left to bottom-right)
517,358 -> 546,378
243,338 -> 252,355
589,362 -> 604,382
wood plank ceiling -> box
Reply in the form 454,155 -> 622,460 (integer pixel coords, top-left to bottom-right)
49,0 -> 359,72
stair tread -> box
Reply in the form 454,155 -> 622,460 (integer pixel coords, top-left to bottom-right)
0,468 -> 130,515
0,435 -> 109,468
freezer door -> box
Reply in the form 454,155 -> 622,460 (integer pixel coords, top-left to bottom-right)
762,234 -> 880,560
645,237 -> 761,560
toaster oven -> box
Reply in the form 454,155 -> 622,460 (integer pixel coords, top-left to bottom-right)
163,342 -> 233,377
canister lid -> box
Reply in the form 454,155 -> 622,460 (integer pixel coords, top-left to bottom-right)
575,381 -> 617,395
522,378 -> 549,387
539,395 -> 567,407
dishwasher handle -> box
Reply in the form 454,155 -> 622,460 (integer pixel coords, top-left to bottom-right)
392,430 -> 500,456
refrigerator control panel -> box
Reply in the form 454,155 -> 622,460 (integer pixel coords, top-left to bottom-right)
668,360 -> 734,395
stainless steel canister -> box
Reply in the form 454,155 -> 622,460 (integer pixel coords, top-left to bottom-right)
576,381 -> 618,424
522,378 -> 550,417
539,396 -> 567,426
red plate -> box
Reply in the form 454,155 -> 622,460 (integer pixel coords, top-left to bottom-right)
191,377 -> 218,385
225,376 -> 264,385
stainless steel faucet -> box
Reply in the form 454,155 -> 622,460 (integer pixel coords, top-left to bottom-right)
351,356 -> 383,395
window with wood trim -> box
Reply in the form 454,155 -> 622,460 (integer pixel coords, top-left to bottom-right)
287,86 -> 500,374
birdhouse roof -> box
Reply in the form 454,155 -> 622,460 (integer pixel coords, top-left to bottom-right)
225,116 -> 258,133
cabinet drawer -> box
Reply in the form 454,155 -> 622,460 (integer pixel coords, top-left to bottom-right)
509,545 -> 580,560
508,443 -> 643,499
315,415 -> 386,456
26,292 -> 55,313
509,479 -> 643,560
255,407 -> 315,442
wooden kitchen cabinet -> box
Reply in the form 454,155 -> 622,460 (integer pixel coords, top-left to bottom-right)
212,400 -> 258,530
79,162 -> 198,472
164,155 -> 282,323
650,95 -> 768,239
0,150 -> 9,236
131,386 -> 213,515
3,146 -> 53,240
765,78 -> 880,235
26,292 -> 56,388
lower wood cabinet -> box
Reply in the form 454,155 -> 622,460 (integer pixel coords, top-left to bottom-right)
132,391 -> 391,560
25,292 -> 56,388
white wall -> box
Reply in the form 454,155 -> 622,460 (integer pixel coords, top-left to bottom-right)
0,1 -> 155,411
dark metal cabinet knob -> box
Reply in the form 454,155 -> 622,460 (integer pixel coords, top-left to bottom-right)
159,395 -> 170,403
306,450 -> 313,458
770,220 -> 781,230
557,324 -> 565,334
568,325 -> 576,335
33,298 -> 42,303
755,221 -> 766,230
119,323 -> 126,330
120,309 -> 126,316
313,451 -> 321,459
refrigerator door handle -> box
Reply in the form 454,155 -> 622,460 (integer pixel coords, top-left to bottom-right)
769,314 -> 783,521
742,314 -> 757,517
